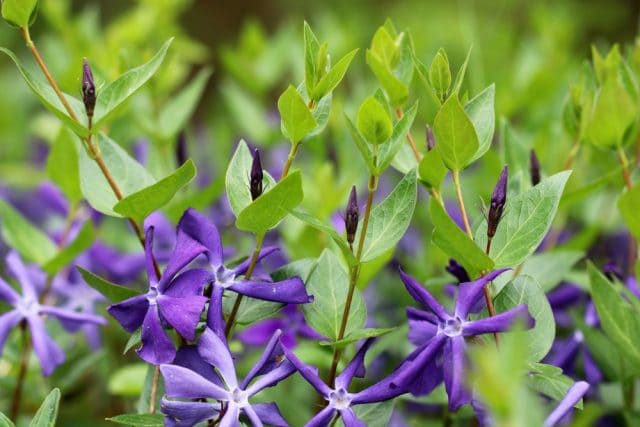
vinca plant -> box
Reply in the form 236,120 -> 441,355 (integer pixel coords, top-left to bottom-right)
1,0 -> 640,426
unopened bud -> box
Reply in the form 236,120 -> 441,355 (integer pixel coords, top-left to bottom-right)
250,149 -> 263,201
445,259 -> 470,284
426,126 -> 436,151
82,58 -> 96,119
487,166 -> 508,239
176,132 -> 187,165
345,186 -> 359,246
530,149 -> 541,186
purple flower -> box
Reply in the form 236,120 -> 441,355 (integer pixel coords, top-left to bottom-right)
160,327 -> 293,427
177,208 -> 311,330
487,166 -> 508,239
0,252 -> 106,375
544,381 -> 589,427
397,268 -> 532,410
283,338 -> 409,427
107,221 -> 209,365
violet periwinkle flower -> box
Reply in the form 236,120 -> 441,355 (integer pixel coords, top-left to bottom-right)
543,381 -> 589,427
397,268 -> 533,410
160,327 -> 294,427
445,259 -> 470,284
426,126 -> 436,151
487,166 -> 508,240
283,338 -> 409,426
82,58 -> 96,118
176,132 -> 188,166
250,149 -> 264,201
107,223 -> 209,365
177,209 -> 311,332
0,252 -> 106,375
345,186 -> 359,247
530,149 -> 541,186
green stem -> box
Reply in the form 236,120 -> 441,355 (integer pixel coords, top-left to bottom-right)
452,170 -> 474,240
281,142 -> 300,179
225,234 -> 266,338
10,322 -> 29,420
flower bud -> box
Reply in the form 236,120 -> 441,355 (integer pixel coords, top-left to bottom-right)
176,132 -> 187,165
487,166 -> 508,239
250,149 -> 263,201
426,126 -> 436,151
446,259 -> 470,284
345,186 -> 359,246
530,149 -> 541,186
82,58 -> 96,119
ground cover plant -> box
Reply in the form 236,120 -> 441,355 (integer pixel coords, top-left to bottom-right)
1,0 -> 640,425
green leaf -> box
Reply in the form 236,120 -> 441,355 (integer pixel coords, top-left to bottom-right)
357,170 -> 417,262
418,147 -> 447,189
42,221 -> 95,275
588,262 -> 640,368
92,38 -> 173,128
225,140 -> 276,218
618,184 -> 640,240
433,93 -> 479,171
466,84 -> 496,163
319,327 -> 395,349
0,199 -> 57,265
303,250 -> 366,341
47,127 -> 82,203
430,199 -> 494,278
528,364 -> 582,408
357,96 -> 393,145
340,401 -> 395,427
78,133 -> 155,216
494,275 -> 555,362
366,50 -> 408,107
377,101 -> 419,174
297,82 -> 332,138
1,0 -> 38,27
29,388 -> 60,427
476,171 -> 572,267
77,266 -> 141,302
106,414 -> 164,427
311,49 -> 358,101
123,328 -> 142,354
108,364 -> 148,397
345,116 -> 376,173
157,68 -> 212,138
369,26 -> 399,68
0,47 -> 89,137
429,49 -> 451,97
236,171 -> 304,234
303,21 -> 321,93
514,250 -> 583,292
113,160 -> 196,222
452,47 -> 473,94
136,365 -> 162,414
278,85 -> 317,144
0,412 -> 14,427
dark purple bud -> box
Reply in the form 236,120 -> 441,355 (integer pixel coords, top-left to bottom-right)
82,58 -> 96,118
445,259 -> 470,284
603,260 -> 624,282
487,165 -> 508,239
426,126 -> 436,151
530,149 -> 541,186
250,149 -> 263,201
176,132 -> 187,165
345,186 -> 359,246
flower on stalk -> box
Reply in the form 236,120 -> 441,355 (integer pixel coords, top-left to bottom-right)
530,149 -> 541,186
487,166 -> 508,239
426,126 -> 436,151
445,259 -> 470,284
283,338 -> 410,426
250,149 -> 264,201
177,209 -> 311,333
82,58 -> 96,118
107,222 -> 209,365
345,186 -> 359,247
397,268 -> 533,410
160,327 -> 293,427
0,252 -> 106,375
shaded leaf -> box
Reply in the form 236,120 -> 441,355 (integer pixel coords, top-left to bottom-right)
77,266 -> 141,302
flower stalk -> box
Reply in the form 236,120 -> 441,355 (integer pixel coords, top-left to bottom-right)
451,170 -> 474,240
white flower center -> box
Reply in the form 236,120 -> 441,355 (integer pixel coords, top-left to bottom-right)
441,317 -> 463,337
16,297 -> 39,317
328,389 -> 352,410
230,388 -> 249,407
214,266 -> 236,288
146,286 -> 159,305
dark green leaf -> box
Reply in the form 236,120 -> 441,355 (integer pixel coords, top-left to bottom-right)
106,414 -> 164,427
123,328 -> 142,355
0,199 -> 57,265
319,327 -> 395,349
433,93 -> 479,171
77,266 -> 141,302
47,127 -> 82,203
42,221 -> 95,275
29,388 -> 60,427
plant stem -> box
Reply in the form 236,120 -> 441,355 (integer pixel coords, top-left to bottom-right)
281,142 -> 300,179
452,170 -> 474,240
618,146 -> 634,191
396,108 -> 422,161
327,173 -> 378,388
430,188 -> 444,206
562,139 -> 580,170
10,322 -> 30,420
149,366 -> 161,413
484,239 -> 499,344
225,234 -> 266,338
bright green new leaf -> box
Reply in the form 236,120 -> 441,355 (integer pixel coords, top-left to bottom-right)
433,93 -> 479,171
430,199 -> 494,277
304,21 -> 321,92
357,96 -> 393,145
92,38 -> 173,129
310,49 -> 358,101
302,250 -> 366,341
369,26 -> 398,68
429,49 -> 451,97
0,47 -> 89,137
1,0 -> 38,27
377,101 -> 419,174
618,184 -> 640,240
107,364 -> 148,397
158,68 -> 212,138
29,388 -> 60,427
106,414 -> 164,427
418,146 -> 447,189
494,275 -> 555,362
366,50 -> 408,107
0,199 -> 57,265
0,412 -> 14,427
345,116 -> 376,173
78,133 -> 155,217
113,160 -> 197,222
236,171 -> 304,234
42,221 -> 95,275
452,46 -> 473,94
278,85 -> 317,143
77,266 -> 141,302
298,82 -> 332,138
476,171 -> 571,267
466,84 -> 496,163
584,77 -> 637,148
515,250 -> 583,292
47,127 -> 82,203
357,170 -> 417,262
528,364 -> 582,408
319,327 -> 395,349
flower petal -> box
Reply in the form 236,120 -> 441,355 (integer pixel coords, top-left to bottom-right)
158,228 -> 207,291
282,345 -> 331,397
160,364 -> 229,401
144,227 -> 159,283
107,294 -> 149,333
543,381 -> 589,427
0,310 -> 23,355
207,285 -> 226,338
232,246 -> 280,276
407,307 -> 438,347
252,402 -> 289,427
172,345 -> 224,386
219,403 -> 241,427
242,329 -> 285,388
161,398 -> 220,427
39,306 -> 107,326
26,314 -> 65,376
455,269 -> 509,318
242,405 -> 264,427
228,277 -> 311,304
163,269 -> 211,297
245,359 -> 295,396
399,269 -> 448,321
335,338 -> 374,390
339,408 -> 366,427
158,295 -> 207,340
304,407 -> 336,427
136,305 -> 176,365
178,208 -> 224,268
0,277 -> 20,305
462,305 -> 532,336
443,336 -> 470,411
6,251 -> 38,301
198,327 -> 238,389
238,318 -> 286,347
